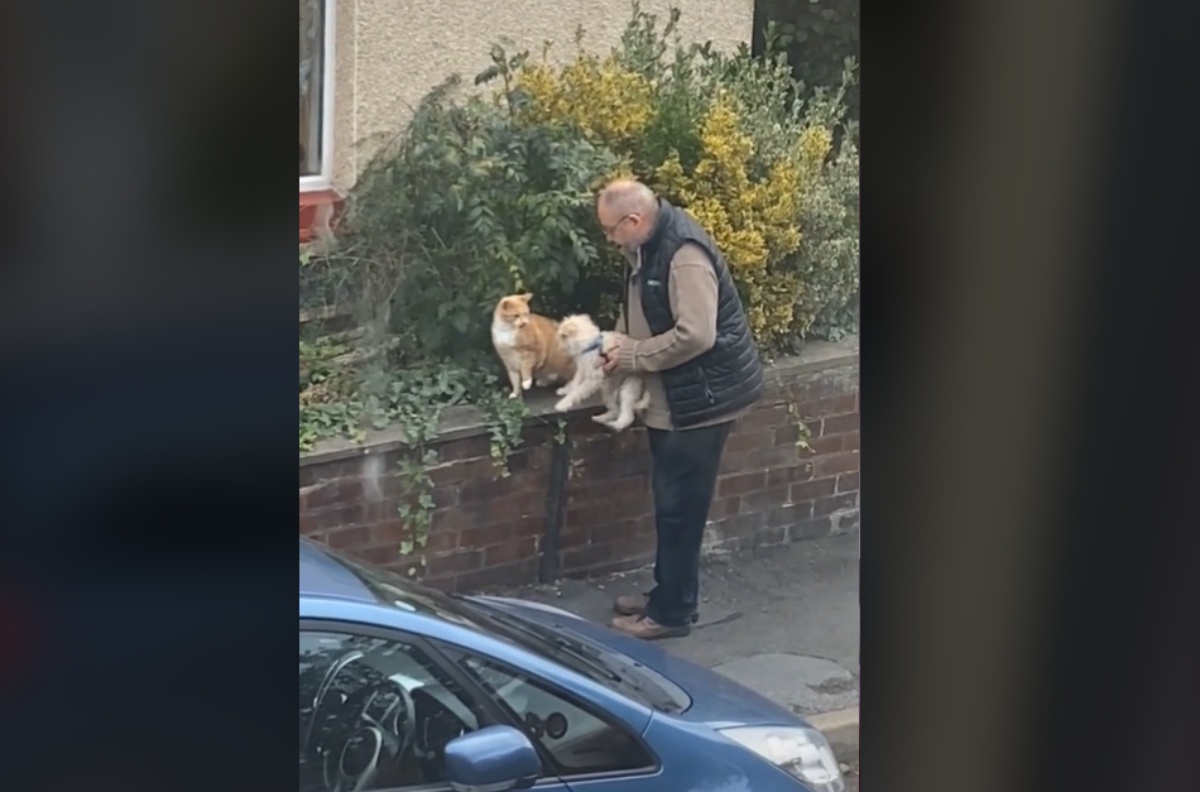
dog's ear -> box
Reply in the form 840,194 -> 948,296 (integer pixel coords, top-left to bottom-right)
519,292 -> 533,303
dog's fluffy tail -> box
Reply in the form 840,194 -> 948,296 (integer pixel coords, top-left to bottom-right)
635,390 -> 651,412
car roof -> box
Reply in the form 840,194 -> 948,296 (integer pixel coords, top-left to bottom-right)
299,537 -> 375,602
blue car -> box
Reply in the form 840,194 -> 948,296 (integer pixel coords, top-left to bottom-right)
300,537 -> 845,792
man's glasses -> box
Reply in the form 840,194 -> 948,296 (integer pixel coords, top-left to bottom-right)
600,213 -> 636,235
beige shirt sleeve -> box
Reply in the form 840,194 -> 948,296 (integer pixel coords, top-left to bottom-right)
617,242 -> 719,373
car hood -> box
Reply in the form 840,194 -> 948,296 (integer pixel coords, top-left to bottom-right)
468,595 -> 805,729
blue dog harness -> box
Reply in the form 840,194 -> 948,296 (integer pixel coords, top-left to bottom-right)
580,335 -> 605,356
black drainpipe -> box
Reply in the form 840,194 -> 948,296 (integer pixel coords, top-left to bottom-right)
538,427 -> 570,584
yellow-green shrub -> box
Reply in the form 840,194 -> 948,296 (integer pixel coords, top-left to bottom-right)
515,54 -> 655,148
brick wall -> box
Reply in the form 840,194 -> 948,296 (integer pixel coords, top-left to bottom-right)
299,342 -> 859,593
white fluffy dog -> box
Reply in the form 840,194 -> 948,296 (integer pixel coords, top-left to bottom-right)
554,314 -> 649,431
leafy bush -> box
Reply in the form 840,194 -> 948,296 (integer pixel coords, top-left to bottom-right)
307,78 -> 620,366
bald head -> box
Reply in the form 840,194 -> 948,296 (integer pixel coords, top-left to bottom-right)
597,179 -> 659,250
598,179 -> 658,216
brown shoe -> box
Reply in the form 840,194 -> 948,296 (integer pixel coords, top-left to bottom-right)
613,594 -> 701,623
613,594 -> 649,616
610,614 -> 692,640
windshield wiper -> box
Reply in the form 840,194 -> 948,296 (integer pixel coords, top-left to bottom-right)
453,597 -> 683,712
455,597 -> 622,683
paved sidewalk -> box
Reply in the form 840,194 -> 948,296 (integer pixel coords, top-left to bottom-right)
484,532 -> 860,717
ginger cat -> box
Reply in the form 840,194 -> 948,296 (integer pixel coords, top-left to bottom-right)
490,293 -> 576,398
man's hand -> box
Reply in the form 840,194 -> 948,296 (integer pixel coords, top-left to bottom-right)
598,335 -> 627,373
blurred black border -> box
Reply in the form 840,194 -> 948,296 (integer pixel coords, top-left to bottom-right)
0,1 -> 1197,791
864,1 -> 1200,791
0,2 -> 296,789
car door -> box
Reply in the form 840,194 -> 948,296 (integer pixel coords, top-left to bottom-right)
435,643 -> 667,792
299,620 -> 573,792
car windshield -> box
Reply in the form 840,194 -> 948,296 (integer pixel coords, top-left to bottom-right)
326,548 -> 686,713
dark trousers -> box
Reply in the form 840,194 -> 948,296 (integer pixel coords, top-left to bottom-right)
644,421 -> 732,627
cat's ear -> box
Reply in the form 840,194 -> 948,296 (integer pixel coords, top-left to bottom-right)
520,292 -> 533,303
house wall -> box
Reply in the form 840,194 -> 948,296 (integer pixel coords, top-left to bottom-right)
328,0 -> 756,191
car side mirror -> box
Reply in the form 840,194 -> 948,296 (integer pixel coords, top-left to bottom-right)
445,725 -> 540,792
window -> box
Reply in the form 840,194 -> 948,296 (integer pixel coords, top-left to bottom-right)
299,0 -> 333,184
299,630 -> 489,792
458,655 -> 656,778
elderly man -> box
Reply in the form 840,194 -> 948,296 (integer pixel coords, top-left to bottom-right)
596,178 -> 764,640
